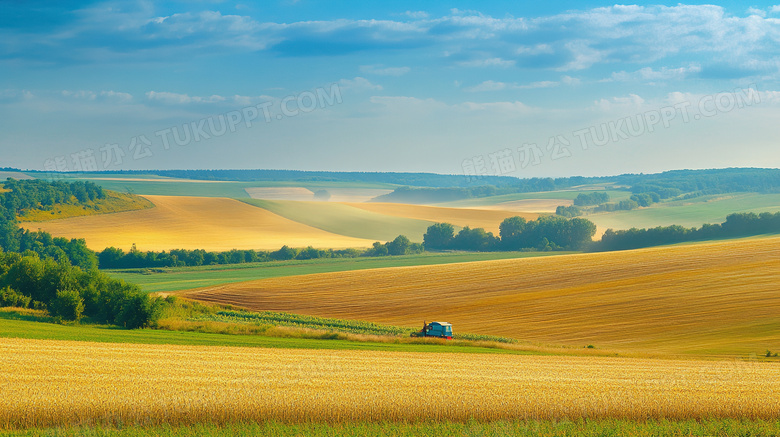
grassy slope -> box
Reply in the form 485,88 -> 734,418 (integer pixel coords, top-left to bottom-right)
241,199 -> 434,242
588,192 -> 780,231
106,251 -> 573,293
0,312 -> 519,355
180,236 -> 780,356
17,190 -> 154,222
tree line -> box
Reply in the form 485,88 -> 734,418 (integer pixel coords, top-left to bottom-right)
98,235 -> 424,269
424,216 -> 597,252
1,178 -> 104,214
595,212 -> 780,251
0,178 -> 158,327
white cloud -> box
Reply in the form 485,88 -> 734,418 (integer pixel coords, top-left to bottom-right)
100,90 -> 133,103
594,94 -> 645,111
337,77 -> 383,91
145,91 -> 226,104
62,90 -> 97,100
466,80 -> 507,92
608,65 -> 702,82
370,95 -> 532,116
0,89 -> 34,103
458,58 -> 515,68
403,11 -> 429,19
466,76 -> 580,92
359,65 -> 411,76
9,4 -> 780,82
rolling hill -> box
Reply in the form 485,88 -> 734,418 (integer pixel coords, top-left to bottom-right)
25,195 -> 376,251
180,236 -> 780,356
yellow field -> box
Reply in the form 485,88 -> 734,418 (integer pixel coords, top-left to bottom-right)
244,186 -> 316,201
182,236 -> 780,355
245,187 -> 394,202
1,337 -> 777,428
347,202 -> 537,234
480,198 -> 573,213
26,195 -> 376,251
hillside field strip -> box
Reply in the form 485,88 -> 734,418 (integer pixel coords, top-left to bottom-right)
241,199 -> 533,240
181,236 -> 780,356
245,187 -> 393,202
108,252 -> 568,294
241,199 -> 434,242
2,337 -> 778,428
346,202 -> 536,233
61,176 -> 396,198
25,195 -> 376,251
587,192 -> 780,231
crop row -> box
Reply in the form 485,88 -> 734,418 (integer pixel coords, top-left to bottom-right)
190,310 -> 516,342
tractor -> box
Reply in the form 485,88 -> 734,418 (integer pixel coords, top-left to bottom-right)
410,321 -> 452,339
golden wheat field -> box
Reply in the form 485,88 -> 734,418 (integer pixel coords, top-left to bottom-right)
480,198 -> 573,213
1,337 -> 778,428
26,195 -> 376,251
183,236 -> 780,355
347,202 -> 537,234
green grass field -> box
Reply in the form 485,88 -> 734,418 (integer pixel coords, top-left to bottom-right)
105,251 -> 573,293
241,199 -> 434,241
4,419 -> 779,436
0,310 -> 522,355
588,193 -> 780,231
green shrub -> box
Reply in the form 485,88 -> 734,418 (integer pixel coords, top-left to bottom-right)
50,288 -> 84,321
0,285 -> 31,308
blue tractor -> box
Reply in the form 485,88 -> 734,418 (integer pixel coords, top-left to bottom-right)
411,321 -> 453,339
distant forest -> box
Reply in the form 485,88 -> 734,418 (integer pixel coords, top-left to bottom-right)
375,168 -> 780,204
16,167 -> 780,205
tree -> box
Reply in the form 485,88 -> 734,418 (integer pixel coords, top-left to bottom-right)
423,223 -> 455,250
567,218 -> 597,249
313,190 -> 331,201
386,235 -> 411,256
499,216 -> 527,249
296,246 -> 325,260
270,245 -> 297,260
452,227 -> 499,251
365,241 -> 388,257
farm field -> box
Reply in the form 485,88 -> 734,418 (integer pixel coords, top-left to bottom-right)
2,337 -> 778,429
245,187 -> 394,202
440,189 -> 633,208
181,236 -> 780,356
346,202 -> 535,233
107,251 -> 567,294
587,192 -> 780,231
25,195 -> 375,251
6,419 -> 780,437
0,311 -> 516,354
241,199 -> 434,241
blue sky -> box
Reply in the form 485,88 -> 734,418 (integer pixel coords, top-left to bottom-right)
2,1 -> 780,178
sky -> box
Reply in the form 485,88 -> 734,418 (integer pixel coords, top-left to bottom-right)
2,1 -> 780,179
